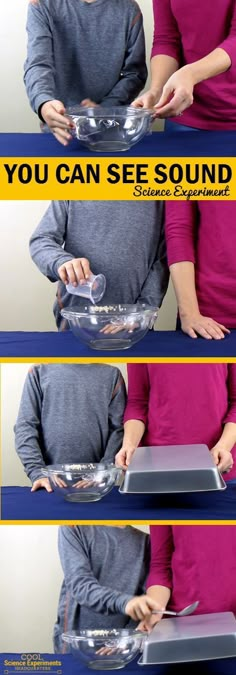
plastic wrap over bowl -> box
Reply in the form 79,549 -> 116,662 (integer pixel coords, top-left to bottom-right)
62,628 -> 143,670
61,303 -> 158,351
41,462 -> 121,502
65,106 -> 153,151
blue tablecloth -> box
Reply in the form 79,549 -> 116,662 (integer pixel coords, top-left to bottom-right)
1,654 -> 235,675
0,330 -> 236,358
2,483 -> 236,521
1,130 -> 236,157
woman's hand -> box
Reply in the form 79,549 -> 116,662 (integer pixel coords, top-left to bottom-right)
40,100 -> 75,145
115,445 -> 136,470
138,611 -> 164,633
210,446 -> 233,473
132,90 -> 159,109
31,478 -> 53,493
180,312 -> 230,340
125,595 -> 165,622
154,66 -> 195,118
58,257 -> 92,286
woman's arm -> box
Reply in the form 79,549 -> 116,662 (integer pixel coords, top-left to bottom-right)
211,423 -> 236,473
155,48 -> 231,117
211,365 -> 236,472
165,201 -> 229,339
115,365 -> 149,468
132,55 -> 179,108
115,420 -> 145,469
170,261 -> 228,339
133,0 -> 180,108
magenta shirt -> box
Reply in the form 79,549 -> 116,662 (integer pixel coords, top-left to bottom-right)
147,525 -> 236,614
165,201 -> 236,327
152,0 -> 236,129
124,364 -> 236,480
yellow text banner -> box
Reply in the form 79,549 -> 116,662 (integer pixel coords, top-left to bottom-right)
0,156 -> 235,199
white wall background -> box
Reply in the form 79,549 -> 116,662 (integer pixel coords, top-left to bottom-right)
0,524 -> 149,652
0,200 -> 177,331
0,0 -> 155,132
1,362 -> 128,486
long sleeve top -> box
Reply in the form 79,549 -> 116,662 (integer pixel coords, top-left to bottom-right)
147,525 -> 236,614
29,200 -> 169,330
24,0 -> 147,114
15,363 -> 126,483
54,525 -> 149,651
165,201 -> 236,328
152,0 -> 236,129
124,363 -> 236,480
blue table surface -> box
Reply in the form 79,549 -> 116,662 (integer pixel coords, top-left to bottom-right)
2,483 -> 236,522
1,654 -> 236,675
1,130 -> 236,157
0,330 -> 236,358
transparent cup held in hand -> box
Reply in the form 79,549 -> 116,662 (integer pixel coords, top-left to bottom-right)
66,273 -> 106,305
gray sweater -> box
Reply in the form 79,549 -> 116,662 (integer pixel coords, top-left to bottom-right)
14,364 -> 126,483
29,201 -> 169,330
24,0 -> 147,114
54,525 -> 150,651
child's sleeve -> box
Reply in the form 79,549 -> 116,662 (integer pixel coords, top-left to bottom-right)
224,365 -> 236,425
29,201 -> 74,282
24,2 -> 57,114
14,366 -> 46,483
103,370 -> 127,462
165,202 -> 198,266
124,364 -> 150,427
100,4 -> 147,106
58,527 -> 133,615
138,203 -> 169,308
146,525 -> 174,590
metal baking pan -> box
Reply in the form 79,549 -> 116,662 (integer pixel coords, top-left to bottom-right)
139,613 -> 236,665
119,445 -> 226,494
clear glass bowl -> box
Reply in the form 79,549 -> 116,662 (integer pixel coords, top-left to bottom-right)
61,303 -> 158,351
41,463 -> 120,502
62,629 -> 143,670
65,106 -> 153,151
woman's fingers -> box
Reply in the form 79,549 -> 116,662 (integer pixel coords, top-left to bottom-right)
211,448 -> 233,473
155,89 -> 193,118
154,67 -> 195,118
181,315 -> 230,340
115,448 -> 128,469
132,92 -> 157,109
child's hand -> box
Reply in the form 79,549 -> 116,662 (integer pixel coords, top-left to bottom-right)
58,258 -> 92,286
31,478 -> 53,493
125,595 -> 165,622
40,100 -> 75,145
210,446 -> 233,473
81,99 -> 98,108
115,446 -> 136,470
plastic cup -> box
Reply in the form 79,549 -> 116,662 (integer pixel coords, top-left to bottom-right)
66,273 -> 106,304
